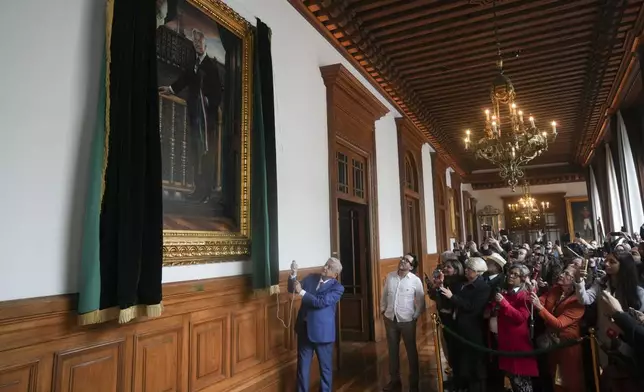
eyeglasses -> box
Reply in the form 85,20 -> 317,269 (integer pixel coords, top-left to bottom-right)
507,273 -> 521,278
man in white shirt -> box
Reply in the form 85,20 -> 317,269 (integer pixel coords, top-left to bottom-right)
380,254 -> 425,392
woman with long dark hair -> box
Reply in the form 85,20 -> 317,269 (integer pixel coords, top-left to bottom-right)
428,259 -> 465,376
574,248 -> 644,389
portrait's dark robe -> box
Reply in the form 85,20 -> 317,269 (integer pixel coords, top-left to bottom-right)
78,0 -> 163,325
170,54 -> 222,198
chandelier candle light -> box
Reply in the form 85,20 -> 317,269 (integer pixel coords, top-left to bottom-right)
507,181 -> 550,225
464,59 -> 558,190
464,0 -> 558,191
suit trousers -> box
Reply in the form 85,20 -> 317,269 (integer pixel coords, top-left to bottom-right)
297,328 -> 334,392
384,316 -> 419,388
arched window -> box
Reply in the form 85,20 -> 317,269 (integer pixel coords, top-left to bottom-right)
404,154 -> 419,192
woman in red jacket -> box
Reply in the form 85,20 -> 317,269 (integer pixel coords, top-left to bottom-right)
531,265 -> 586,392
495,263 -> 538,391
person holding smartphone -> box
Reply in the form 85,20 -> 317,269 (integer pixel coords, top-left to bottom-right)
427,259 -> 464,381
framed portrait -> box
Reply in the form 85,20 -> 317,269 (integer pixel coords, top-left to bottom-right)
448,189 -> 457,237
155,0 -> 253,265
565,196 -> 594,241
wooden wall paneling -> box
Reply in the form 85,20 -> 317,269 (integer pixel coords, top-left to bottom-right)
501,192 -> 567,241
422,253 -> 440,310
0,361 -> 40,392
432,154 -> 449,251
321,63 -> 389,346
0,268 -> 325,392
231,306 -> 264,375
450,171 -> 463,241
396,117 -> 428,280
132,315 -> 184,392
190,310 -> 229,391
53,339 -> 127,392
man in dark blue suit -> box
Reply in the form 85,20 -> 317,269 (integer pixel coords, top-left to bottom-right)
288,257 -> 344,392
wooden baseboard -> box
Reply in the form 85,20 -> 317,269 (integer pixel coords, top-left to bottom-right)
0,268 -> 321,392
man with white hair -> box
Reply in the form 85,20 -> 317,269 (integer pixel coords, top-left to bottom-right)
438,257 -> 491,392
289,258 -> 344,392
159,27 -> 222,203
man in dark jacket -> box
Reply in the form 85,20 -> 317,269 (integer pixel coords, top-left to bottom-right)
439,257 -> 491,392
159,28 -> 222,202
483,252 -> 507,392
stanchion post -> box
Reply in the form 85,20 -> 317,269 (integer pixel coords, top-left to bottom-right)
589,328 -> 601,392
431,313 -> 444,392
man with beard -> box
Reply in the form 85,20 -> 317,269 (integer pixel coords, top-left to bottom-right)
381,254 -> 425,392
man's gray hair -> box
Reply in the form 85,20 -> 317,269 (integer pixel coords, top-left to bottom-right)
441,251 -> 457,262
327,257 -> 343,275
508,263 -> 530,278
465,257 -> 487,274
192,28 -> 205,41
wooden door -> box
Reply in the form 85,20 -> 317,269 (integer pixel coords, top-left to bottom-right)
337,199 -> 372,341
403,195 -> 422,266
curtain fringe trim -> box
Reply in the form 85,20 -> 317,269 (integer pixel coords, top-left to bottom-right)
78,302 -> 164,326
253,284 -> 280,297
100,0 -> 114,207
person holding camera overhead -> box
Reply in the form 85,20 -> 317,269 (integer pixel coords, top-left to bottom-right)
573,240 -> 644,390
433,257 -> 491,392
288,258 -> 345,392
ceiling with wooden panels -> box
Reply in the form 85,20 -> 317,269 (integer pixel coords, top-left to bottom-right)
289,0 -> 644,176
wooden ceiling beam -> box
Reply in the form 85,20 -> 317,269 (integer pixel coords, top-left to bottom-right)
397,28 -> 598,74
572,0 -> 629,163
354,0 -> 461,23
420,77 -> 588,103
406,47 -> 591,82
375,0 -> 590,45
348,0 -> 402,14
292,0 -> 644,171
371,0 -> 550,40
392,15 -> 598,67
399,36 -> 592,76
384,5 -> 598,59
412,56 -> 591,92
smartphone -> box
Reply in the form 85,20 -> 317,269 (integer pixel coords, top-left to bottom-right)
432,270 -> 441,279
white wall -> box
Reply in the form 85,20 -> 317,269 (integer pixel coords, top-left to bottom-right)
422,144 -> 438,254
375,113 -> 404,258
467,181 -> 588,214
0,0 -> 404,301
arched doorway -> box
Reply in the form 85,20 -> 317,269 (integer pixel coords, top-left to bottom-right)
402,153 -> 423,261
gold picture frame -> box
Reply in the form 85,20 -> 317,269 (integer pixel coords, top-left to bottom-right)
158,0 -> 253,266
448,188 -> 457,238
565,196 -> 593,241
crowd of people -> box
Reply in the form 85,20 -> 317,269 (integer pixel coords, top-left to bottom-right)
427,227 -> 644,392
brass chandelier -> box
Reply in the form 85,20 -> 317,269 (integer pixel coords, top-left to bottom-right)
464,1 -> 557,191
508,181 -> 550,225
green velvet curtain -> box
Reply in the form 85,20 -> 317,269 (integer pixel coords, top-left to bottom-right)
78,0 -> 163,325
250,19 -> 280,292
